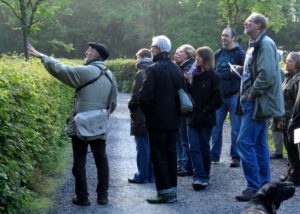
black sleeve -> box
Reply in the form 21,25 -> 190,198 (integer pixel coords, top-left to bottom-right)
128,70 -> 144,111
139,67 -> 155,115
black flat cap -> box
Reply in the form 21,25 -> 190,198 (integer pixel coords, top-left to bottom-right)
88,42 -> 109,60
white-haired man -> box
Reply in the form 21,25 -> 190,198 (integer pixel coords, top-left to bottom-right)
139,35 -> 183,203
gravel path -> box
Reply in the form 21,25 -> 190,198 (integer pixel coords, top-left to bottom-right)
48,93 -> 300,214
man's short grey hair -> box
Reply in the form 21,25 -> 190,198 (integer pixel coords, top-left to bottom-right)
250,12 -> 268,30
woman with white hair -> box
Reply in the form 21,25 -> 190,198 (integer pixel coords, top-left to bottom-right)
279,52 -> 300,186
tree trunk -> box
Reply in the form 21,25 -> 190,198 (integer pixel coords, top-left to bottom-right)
22,26 -> 29,60
19,0 -> 29,60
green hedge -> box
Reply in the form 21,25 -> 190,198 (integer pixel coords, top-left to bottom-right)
0,56 -> 73,213
106,58 -> 136,93
0,56 -> 136,213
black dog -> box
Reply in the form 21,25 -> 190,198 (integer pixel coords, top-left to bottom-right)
241,182 -> 295,214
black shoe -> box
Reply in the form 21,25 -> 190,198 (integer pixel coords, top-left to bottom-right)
97,196 -> 108,205
192,180 -> 209,191
177,168 -> 192,177
270,153 -> 283,159
211,158 -> 220,164
230,158 -> 240,168
286,176 -> 300,186
235,188 -> 257,201
146,191 -> 177,204
72,196 -> 91,206
128,178 -> 146,184
280,175 -> 288,182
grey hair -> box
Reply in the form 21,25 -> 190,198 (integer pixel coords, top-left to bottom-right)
288,52 -> 300,70
249,12 -> 268,30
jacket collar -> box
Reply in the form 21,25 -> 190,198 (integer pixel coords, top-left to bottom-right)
249,30 -> 266,49
153,52 -> 171,62
180,58 -> 194,69
84,57 -> 103,65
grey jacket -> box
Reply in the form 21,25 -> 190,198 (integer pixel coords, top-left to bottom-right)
41,56 -> 118,139
248,35 -> 285,120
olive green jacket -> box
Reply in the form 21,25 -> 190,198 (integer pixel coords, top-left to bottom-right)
248,35 -> 285,120
41,56 -> 118,139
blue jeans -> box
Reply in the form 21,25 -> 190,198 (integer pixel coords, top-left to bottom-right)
178,115 -> 192,171
188,126 -> 212,182
133,135 -> 154,182
211,95 -> 241,160
237,101 -> 270,190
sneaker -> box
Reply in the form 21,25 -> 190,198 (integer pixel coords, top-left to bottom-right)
146,191 -> 177,204
72,196 -> 91,206
230,158 -> 240,168
235,188 -> 257,201
192,180 -> 209,191
97,195 -> 108,205
270,153 -> 283,159
211,158 -> 220,164
177,168 -> 193,177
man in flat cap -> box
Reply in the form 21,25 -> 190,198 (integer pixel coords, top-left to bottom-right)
28,42 -> 117,206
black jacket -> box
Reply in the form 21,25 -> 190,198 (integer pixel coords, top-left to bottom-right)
187,69 -> 223,128
139,52 -> 183,130
289,81 -> 300,130
128,58 -> 152,135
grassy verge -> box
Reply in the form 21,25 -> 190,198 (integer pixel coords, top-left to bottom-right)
24,141 -> 72,213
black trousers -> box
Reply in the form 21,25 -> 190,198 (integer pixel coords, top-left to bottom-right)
147,128 -> 178,192
283,129 -> 300,177
71,136 -> 109,200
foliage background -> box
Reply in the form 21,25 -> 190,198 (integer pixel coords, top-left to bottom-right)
0,0 -> 299,59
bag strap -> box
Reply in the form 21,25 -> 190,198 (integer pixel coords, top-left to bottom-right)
75,65 -> 115,111
93,65 -> 115,110
75,66 -> 108,93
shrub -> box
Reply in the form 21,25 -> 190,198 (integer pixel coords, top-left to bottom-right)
0,57 -> 73,213
106,58 -> 136,93
0,56 -> 135,213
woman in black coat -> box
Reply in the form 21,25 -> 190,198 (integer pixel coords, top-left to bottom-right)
187,46 -> 222,191
128,48 -> 154,184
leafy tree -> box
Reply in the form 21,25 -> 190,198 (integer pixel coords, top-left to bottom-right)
0,0 -> 70,59
197,0 -> 287,31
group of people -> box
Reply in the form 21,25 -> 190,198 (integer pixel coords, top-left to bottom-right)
128,11 -> 300,204
27,11 -> 300,207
